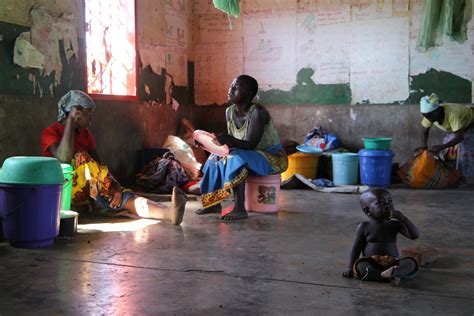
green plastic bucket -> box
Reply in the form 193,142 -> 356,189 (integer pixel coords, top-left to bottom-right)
61,164 -> 75,210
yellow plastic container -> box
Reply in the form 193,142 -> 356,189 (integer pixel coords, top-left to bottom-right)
281,152 -> 320,181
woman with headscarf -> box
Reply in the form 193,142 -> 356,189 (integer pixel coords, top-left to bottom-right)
419,93 -> 474,182
41,90 -> 187,224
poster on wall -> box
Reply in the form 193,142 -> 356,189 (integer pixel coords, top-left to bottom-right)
139,43 -> 166,75
137,0 -> 166,45
193,0 -> 216,15
242,0 -> 297,13
165,1 -> 188,86
350,0 -> 392,21
296,3 -> 350,84
350,17 -> 409,104
243,10 -> 297,91
194,12 -> 243,105
194,42 -> 243,105
198,13 -> 243,43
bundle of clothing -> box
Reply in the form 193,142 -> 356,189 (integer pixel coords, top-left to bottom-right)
137,152 -> 189,193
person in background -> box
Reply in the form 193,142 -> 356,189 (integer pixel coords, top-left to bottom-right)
342,188 -> 419,285
41,90 -> 186,225
196,75 -> 288,220
419,93 -> 474,182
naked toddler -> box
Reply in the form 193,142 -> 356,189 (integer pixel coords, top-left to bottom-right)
342,188 -> 420,284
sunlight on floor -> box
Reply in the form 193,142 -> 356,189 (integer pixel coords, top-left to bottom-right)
77,219 -> 160,233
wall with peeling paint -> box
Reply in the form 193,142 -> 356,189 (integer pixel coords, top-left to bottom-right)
192,0 -> 470,164
192,0 -> 474,105
0,0 -> 193,181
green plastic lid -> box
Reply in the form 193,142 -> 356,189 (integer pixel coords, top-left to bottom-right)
61,163 -> 74,173
0,156 -> 64,185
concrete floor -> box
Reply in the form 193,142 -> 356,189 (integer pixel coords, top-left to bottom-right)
0,187 -> 473,315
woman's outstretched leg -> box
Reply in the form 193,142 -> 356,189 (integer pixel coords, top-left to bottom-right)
124,186 -> 187,225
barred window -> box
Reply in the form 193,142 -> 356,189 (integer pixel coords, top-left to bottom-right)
85,0 -> 136,98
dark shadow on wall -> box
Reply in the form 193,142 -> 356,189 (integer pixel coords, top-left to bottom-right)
0,21 -> 85,97
138,63 -> 192,106
138,65 -> 166,102
408,68 -> 471,104
257,68 -> 352,105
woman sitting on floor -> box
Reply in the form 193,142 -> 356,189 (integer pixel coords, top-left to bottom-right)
41,90 -> 186,225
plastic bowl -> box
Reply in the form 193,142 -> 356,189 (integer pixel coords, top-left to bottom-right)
362,138 -> 392,150
0,156 -> 64,185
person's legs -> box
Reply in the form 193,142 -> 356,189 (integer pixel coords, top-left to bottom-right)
124,186 -> 187,225
221,182 -> 248,220
354,259 -> 388,282
381,257 -> 418,283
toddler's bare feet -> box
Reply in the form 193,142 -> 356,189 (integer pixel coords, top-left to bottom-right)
381,266 -> 400,286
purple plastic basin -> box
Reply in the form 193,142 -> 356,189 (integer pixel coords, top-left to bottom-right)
0,184 -> 61,248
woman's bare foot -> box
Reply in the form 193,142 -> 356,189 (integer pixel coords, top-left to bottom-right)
220,207 -> 248,221
196,204 -> 222,215
170,186 -> 187,225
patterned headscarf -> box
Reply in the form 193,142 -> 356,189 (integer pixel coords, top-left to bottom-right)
57,90 -> 95,121
420,93 -> 439,114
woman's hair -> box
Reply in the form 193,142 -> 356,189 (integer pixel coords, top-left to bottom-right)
237,75 -> 258,100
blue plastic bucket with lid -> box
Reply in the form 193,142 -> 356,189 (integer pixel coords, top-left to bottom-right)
358,149 -> 394,187
0,157 -> 63,248
332,153 -> 359,185
0,184 -> 61,248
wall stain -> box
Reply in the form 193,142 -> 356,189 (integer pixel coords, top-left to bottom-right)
258,68 -> 351,105
408,68 -> 471,104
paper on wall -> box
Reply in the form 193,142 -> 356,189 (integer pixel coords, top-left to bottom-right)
165,1 -> 188,86
13,6 -> 79,88
351,0 -> 392,21
296,4 -> 350,84
242,0 -> 297,13
243,10 -> 297,91
166,45 -> 188,87
139,43 -> 166,74
198,13 -> 243,43
194,41 -> 243,105
13,32 -> 45,69
350,17 -> 409,104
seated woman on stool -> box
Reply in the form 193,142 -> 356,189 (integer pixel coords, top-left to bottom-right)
41,90 -> 186,225
342,188 -> 419,285
196,75 -> 288,220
